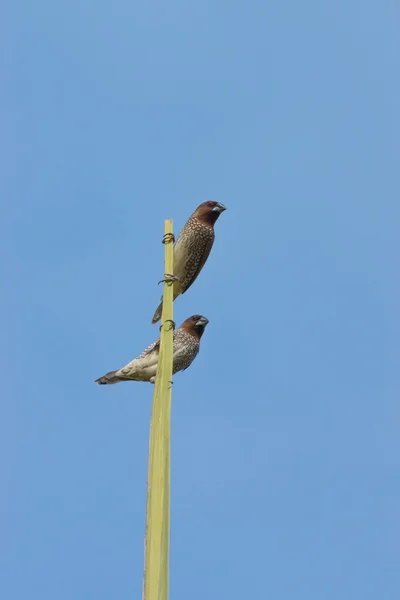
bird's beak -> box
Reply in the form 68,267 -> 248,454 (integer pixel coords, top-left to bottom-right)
212,203 -> 227,213
196,316 -> 209,327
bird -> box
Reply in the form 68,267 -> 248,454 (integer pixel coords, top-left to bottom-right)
95,315 -> 209,385
151,200 -> 226,324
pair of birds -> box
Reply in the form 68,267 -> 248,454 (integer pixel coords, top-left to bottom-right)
96,201 -> 227,385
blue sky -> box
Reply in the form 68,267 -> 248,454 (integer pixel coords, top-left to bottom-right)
3,1 -> 399,598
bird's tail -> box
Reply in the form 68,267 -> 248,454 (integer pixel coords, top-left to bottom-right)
151,300 -> 163,324
95,370 -> 125,385
152,284 -> 182,323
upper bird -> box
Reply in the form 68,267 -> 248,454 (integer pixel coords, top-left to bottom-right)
95,315 -> 209,385
151,200 -> 226,324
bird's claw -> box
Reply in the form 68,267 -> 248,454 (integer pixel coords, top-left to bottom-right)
162,233 -> 175,244
158,273 -> 180,285
159,319 -> 176,332
165,319 -> 176,331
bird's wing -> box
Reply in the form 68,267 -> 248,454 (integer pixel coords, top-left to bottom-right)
172,236 -> 188,293
119,338 -> 160,376
135,338 -> 160,365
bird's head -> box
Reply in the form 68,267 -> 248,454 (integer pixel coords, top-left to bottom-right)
193,201 -> 227,226
180,314 -> 209,339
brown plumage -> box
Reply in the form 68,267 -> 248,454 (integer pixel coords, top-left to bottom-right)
95,315 -> 209,385
152,201 -> 226,324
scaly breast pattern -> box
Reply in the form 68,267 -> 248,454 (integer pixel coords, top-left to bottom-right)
174,217 -> 215,293
172,330 -> 200,374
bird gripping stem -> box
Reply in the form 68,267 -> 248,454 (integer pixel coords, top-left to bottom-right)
162,232 -> 175,244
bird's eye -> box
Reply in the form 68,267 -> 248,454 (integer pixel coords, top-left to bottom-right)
207,201 -> 215,208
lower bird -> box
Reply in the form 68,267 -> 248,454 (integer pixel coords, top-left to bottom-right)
95,315 -> 209,385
